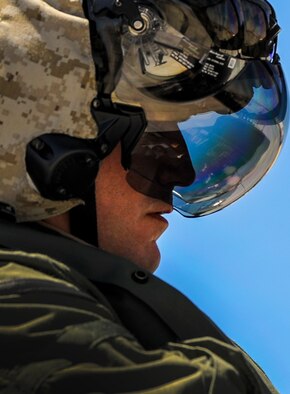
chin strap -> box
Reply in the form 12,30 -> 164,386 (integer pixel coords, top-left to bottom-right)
70,184 -> 98,246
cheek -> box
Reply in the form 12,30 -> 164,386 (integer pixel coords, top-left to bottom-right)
94,145 -> 164,270
95,171 -> 141,248
96,186 -> 156,252
96,191 -> 144,246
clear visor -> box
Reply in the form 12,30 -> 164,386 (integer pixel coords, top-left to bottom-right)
123,60 -> 288,217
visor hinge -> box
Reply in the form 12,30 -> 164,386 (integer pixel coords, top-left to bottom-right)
89,0 -> 143,30
91,96 -> 147,168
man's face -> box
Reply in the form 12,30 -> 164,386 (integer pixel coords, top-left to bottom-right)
95,144 -> 173,272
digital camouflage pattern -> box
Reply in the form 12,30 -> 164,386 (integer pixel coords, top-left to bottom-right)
0,0 -> 97,222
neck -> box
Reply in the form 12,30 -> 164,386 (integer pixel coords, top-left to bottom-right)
42,212 -> 71,234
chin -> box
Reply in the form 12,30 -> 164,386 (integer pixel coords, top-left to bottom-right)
102,239 -> 161,273
135,242 -> 161,273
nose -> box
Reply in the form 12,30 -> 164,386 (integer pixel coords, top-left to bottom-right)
125,131 -> 196,204
156,144 -> 196,188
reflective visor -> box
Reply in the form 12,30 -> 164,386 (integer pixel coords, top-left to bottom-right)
125,60 -> 288,217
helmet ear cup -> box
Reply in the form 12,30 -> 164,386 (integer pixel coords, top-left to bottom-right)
26,134 -> 100,201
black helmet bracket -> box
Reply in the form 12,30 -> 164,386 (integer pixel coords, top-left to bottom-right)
26,97 -> 146,201
83,0 -> 145,96
89,0 -> 144,30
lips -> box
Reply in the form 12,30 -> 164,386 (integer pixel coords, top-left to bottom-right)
148,212 -> 169,225
145,200 -> 173,241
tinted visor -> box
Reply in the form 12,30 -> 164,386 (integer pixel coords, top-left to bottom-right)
125,60 -> 288,217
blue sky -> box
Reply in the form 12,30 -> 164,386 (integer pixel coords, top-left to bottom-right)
157,1 -> 290,392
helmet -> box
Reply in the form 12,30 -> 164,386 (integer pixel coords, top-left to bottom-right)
0,0 -> 288,224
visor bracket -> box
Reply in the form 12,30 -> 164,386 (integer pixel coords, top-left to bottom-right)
89,0 -> 143,29
91,95 -> 147,168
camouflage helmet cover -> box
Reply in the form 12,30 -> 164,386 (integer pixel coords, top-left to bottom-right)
0,0 -> 97,221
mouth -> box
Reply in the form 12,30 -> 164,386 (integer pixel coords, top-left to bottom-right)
147,205 -> 173,229
146,203 -> 173,236
148,212 -> 169,225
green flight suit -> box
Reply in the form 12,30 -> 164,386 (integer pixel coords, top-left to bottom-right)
0,219 -> 277,393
